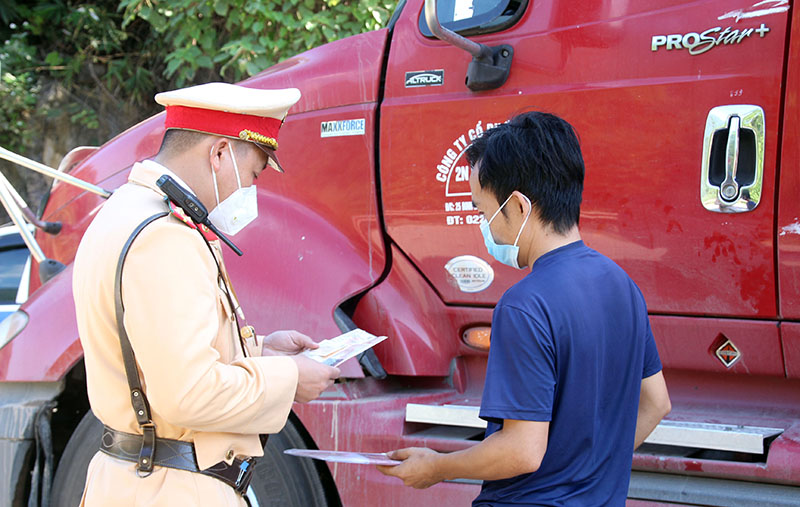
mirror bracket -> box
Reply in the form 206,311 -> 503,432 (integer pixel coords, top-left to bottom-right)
424,0 -> 514,92
466,44 -> 514,91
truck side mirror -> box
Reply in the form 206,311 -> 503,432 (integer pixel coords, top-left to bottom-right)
423,0 -> 514,91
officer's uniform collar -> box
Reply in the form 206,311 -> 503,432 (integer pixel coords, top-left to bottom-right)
128,159 -> 218,242
128,159 -> 193,196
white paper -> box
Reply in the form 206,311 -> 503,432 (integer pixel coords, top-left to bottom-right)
303,329 -> 387,367
284,448 -> 400,466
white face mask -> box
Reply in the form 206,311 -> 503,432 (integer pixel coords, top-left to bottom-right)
208,144 -> 258,236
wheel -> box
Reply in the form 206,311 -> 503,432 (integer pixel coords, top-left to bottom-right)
246,417 -> 332,507
51,410 -> 102,506
50,411 -> 333,506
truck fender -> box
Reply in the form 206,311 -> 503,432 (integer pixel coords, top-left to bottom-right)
0,262 -> 80,382
225,190 -> 386,377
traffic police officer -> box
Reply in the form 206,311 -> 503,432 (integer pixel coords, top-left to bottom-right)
73,83 -> 340,505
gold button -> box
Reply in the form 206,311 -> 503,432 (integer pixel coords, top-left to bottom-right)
226,450 -> 234,460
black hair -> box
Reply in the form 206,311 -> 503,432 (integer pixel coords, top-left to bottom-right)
156,129 -> 251,158
157,129 -> 210,157
466,111 -> 584,234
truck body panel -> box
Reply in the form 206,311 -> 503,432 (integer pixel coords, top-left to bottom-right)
777,0 -> 800,319
1,0 -> 799,505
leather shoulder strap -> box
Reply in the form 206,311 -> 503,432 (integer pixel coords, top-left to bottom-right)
113,211 -> 168,474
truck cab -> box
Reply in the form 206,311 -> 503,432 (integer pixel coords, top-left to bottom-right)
0,0 -> 798,505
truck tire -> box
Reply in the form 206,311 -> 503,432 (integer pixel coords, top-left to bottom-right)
50,411 -> 331,506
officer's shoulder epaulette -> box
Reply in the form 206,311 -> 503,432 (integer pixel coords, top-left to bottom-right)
165,198 -> 218,242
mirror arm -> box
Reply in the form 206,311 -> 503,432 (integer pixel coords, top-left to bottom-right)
0,146 -> 111,199
424,0 -> 493,60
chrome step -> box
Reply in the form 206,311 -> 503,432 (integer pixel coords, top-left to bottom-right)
405,404 -> 784,454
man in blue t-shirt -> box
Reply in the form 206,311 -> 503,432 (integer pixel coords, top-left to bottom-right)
378,112 -> 671,505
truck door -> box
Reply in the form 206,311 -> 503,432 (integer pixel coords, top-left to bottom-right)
380,0 -> 790,321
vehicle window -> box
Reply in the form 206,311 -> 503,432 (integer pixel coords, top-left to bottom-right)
419,0 -> 528,37
0,247 -> 28,303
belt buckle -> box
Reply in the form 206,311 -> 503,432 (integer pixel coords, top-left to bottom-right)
234,457 -> 256,494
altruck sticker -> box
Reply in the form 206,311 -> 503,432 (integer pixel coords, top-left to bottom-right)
445,255 -> 494,293
715,338 -> 741,368
320,119 -> 366,138
405,70 -> 444,88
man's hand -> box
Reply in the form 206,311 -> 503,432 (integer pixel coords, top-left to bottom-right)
377,447 -> 443,489
291,354 -> 340,402
634,371 -> 671,448
261,330 -> 318,356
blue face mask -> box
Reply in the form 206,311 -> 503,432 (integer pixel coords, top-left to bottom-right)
479,192 -> 532,269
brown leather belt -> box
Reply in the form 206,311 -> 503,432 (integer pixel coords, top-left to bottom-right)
99,425 -> 255,494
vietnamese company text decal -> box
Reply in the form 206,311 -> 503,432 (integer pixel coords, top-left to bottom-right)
320,119 -> 366,138
436,120 -> 505,227
405,70 -> 444,88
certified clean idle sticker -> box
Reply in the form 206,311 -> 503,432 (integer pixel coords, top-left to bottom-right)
405,70 -> 444,88
445,255 -> 494,293
320,119 -> 366,138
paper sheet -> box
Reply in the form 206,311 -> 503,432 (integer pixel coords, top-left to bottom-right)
284,448 -> 400,466
302,329 -> 387,367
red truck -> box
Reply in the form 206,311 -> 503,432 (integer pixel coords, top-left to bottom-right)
0,0 -> 798,505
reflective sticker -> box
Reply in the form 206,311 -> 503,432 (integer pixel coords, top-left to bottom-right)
320,119 -> 366,138
445,255 -> 494,293
715,338 -> 741,368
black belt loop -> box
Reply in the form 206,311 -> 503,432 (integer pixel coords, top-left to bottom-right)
137,422 -> 156,476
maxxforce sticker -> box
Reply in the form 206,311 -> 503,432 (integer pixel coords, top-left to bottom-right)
405,70 -> 444,88
445,255 -> 494,293
651,23 -> 770,55
715,338 -> 741,368
320,119 -> 366,138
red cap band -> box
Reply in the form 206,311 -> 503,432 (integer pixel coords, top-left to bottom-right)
164,105 -> 282,147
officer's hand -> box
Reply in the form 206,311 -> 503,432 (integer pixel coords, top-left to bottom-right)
292,354 -> 340,402
261,330 -> 319,356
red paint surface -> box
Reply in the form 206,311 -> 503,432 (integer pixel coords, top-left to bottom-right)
2,0 -> 799,503
650,316 -> 783,376
0,264 -> 82,381
777,2 -> 800,319
380,0 -> 787,318
781,323 -> 800,379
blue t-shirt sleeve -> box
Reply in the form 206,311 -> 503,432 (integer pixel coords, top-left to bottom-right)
642,316 -> 662,378
479,303 -> 556,423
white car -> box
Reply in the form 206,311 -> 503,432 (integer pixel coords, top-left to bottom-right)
0,224 -> 31,322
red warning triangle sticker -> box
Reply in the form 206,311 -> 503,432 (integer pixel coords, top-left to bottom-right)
715,339 -> 741,368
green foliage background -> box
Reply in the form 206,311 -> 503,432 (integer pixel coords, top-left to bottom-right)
0,0 -> 398,152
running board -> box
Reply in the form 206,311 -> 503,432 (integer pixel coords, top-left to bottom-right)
405,404 -> 784,454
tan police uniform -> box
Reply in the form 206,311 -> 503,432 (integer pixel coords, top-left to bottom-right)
72,85 -> 302,506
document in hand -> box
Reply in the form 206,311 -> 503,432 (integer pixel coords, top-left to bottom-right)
284,448 -> 400,466
302,328 -> 387,367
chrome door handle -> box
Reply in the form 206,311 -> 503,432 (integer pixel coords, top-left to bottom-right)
720,115 -> 740,202
700,105 -> 765,213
